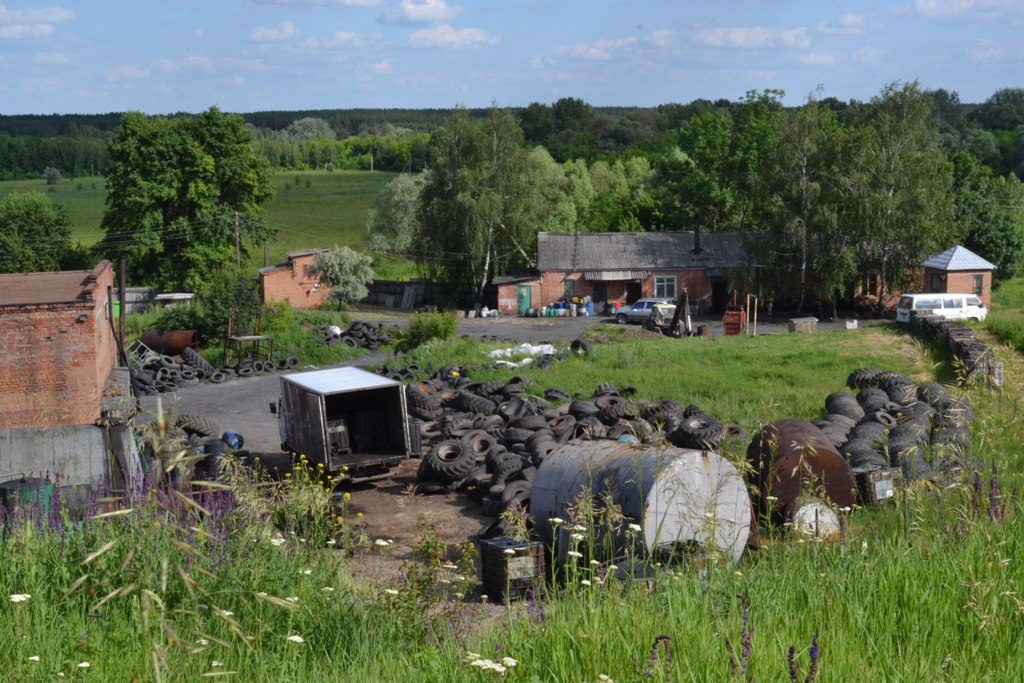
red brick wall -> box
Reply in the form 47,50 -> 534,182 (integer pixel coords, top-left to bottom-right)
496,280 -> 540,314
0,262 -> 116,429
535,270 -> 713,309
924,267 -> 991,307
261,253 -> 332,308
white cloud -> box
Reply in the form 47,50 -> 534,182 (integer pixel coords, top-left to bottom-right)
651,29 -> 675,48
248,0 -> 381,6
816,13 -> 873,35
193,28 -> 205,39
33,51 -> 67,64
913,0 -> 1018,19
251,21 -> 296,41
914,0 -> 977,17
0,5 -> 73,23
106,65 -> 150,81
0,23 -> 54,39
366,57 -> 393,73
408,23 -> 499,48
555,36 -> 637,60
854,45 -> 884,64
698,25 -> 809,49
800,50 -> 836,65
970,38 -> 1005,62
383,0 -> 460,24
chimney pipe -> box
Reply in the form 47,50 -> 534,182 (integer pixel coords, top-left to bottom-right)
692,222 -> 703,254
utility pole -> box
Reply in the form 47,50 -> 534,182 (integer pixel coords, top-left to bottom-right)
118,257 -> 127,364
234,211 -> 241,271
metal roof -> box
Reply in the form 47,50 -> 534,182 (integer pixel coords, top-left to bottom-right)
0,261 -> 110,308
921,246 -> 997,272
281,367 -> 400,395
537,231 -> 749,272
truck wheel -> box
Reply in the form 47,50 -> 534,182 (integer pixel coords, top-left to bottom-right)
175,415 -> 220,438
425,439 -> 475,483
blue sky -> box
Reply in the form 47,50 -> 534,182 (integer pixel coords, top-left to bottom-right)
0,0 -> 1021,114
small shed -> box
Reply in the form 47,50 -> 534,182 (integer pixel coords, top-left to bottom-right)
921,246 -> 996,308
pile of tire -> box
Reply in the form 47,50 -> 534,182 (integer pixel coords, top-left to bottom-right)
913,314 -> 1001,385
315,321 -> 395,349
407,372 -> 731,522
812,367 -> 975,481
133,348 -> 300,395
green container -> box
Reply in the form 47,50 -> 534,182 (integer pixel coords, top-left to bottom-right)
0,477 -> 53,512
114,300 -> 121,318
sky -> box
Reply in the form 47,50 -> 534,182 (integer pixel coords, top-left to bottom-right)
0,0 -> 1022,114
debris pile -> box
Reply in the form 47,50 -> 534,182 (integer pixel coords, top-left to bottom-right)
314,320 -> 395,349
814,367 -> 975,481
133,347 -> 300,395
399,366 -> 732,520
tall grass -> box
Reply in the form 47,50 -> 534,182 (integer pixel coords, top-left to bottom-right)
985,277 -> 1024,354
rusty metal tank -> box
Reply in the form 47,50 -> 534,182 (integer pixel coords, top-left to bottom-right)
746,419 -> 856,524
139,329 -> 199,355
531,440 -> 752,564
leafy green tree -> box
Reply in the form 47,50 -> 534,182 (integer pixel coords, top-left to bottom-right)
524,147 -> 576,232
311,246 -> 374,307
98,108 -> 274,291
42,166 -> 61,185
0,191 -> 72,273
834,81 -> 956,305
366,173 -> 425,254
518,103 -> 557,142
953,153 -> 1024,283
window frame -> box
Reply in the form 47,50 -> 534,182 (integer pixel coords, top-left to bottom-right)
654,275 -> 677,299
973,274 -> 984,296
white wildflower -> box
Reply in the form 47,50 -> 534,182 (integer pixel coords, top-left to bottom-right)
598,675 -> 614,683
256,592 -> 268,598
504,548 -> 516,555
549,517 -> 564,525
269,535 -> 286,547
287,634 -> 305,643
8,594 -> 31,603
464,652 -> 482,661
322,587 -> 335,592
590,559 -> 599,565
572,524 -> 587,532
27,656 -> 40,662
384,588 -> 399,595
196,638 -> 209,646
218,610 -> 234,617
286,596 -> 299,603
861,541 -> 869,556
581,579 -> 591,586
78,662 -> 90,668
301,569 -> 312,575
211,661 -> 222,668
326,539 -> 337,546
627,523 -> 642,532
570,533 -> 585,542
566,550 -> 583,559
442,563 -> 459,570
501,657 -> 518,667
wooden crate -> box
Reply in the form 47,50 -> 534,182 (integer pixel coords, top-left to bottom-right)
478,537 -> 545,601
788,317 -> 819,333
854,467 -> 904,505
723,306 -> 746,336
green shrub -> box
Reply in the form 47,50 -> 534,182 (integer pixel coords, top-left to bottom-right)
394,311 -> 457,352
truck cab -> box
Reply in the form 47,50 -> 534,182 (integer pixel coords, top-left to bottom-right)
274,367 -> 411,483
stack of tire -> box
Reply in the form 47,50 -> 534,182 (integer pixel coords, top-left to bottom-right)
814,367 -> 974,481
132,348 -> 300,395
407,373 -> 731,521
914,314 -> 999,384
315,321 -> 395,349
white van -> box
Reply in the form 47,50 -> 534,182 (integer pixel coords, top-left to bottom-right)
895,293 -> 987,323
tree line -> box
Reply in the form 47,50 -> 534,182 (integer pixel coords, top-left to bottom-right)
368,82 -> 1024,310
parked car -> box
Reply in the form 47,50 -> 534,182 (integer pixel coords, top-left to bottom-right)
895,293 -> 987,323
614,298 -> 673,324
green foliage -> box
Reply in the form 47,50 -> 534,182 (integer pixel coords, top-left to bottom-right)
98,108 -> 274,291
366,173 -> 424,255
393,310 -> 457,352
311,246 -> 374,306
953,153 -> 1024,282
984,277 -> 1024,353
255,302 -> 364,366
0,190 -> 72,273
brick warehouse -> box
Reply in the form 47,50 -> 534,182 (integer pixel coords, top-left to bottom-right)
260,248 -> 332,308
0,261 -> 118,429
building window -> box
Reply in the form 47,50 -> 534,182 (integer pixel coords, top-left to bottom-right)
973,274 -> 983,296
654,275 -> 677,299
931,273 -> 943,292
563,277 -> 575,299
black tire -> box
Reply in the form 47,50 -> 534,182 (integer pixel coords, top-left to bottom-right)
504,376 -> 529,394
501,479 -> 531,507
408,402 -> 443,421
457,391 -> 496,415
479,380 -> 507,396
682,403 -> 706,419
340,335 -> 360,348
424,439 -> 476,483
575,416 -> 607,439
236,365 -> 254,377
593,381 -> 617,397
182,347 -> 216,375
503,428 -> 533,445
570,338 -> 592,356
615,313 -> 628,325
544,387 -> 571,402
916,381 -> 948,406
548,414 -> 576,438
569,400 -> 599,418
491,452 -> 525,486
524,429 -> 555,452
846,367 -> 882,389
511,414 -> 549,431
597,396 -> 634,423
463,430 -> 497,462
175,415 -> 220,438
671,414 -> 724,450
480,495 -> 504,518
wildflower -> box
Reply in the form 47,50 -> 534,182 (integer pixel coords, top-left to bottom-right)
608,565 -> 619,571
57,673 -> 65,678
197,639 -> 209,646
567,550 -> 583,559
590,559 -> 599,565
342,492 -> 351,501
374,539 -> 392,547
322,587 -> 335,592
212,660 -> 222,667
598,675 -> 614,683
356,512 -> 364,518
503,548 -> 516,555
549,517 -> 564,526
501,657 -> 518,667
8,594 -> 31,603
27,656 -> 40,662
384,588 -> 399,595
572,524 -> 587,532
480,594 -> 489,602
570,533 -> 585,542
326,539 -> 337,546
464,652 -> 482,661
301,569 -> 312,575
627,523 -> 642,532
442,563 -> 458,570
269,536 -> 286,547
581,579 -> 592,586
218,610 -> 234,617
256,592 -> 268,598
861,541 -> 869,556
285,473 -> 291,478
286,596 -> 299,603
287,635 -> 305,643
78,662 -> 91,668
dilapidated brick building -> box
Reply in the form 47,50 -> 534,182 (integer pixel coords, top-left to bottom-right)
259,249 -> 332,308
0,261 -> 118,429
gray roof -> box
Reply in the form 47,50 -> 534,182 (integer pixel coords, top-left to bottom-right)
285,248 -> 328,259
537,231 -> 749,272
921,245 -> 996,272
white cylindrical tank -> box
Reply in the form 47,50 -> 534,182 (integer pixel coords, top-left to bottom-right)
531,440 -> 752,563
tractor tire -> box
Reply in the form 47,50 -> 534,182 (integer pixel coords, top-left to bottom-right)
424,439 -> 476,483
501,479 -> 531,508
594,381 -> 617,396
671,414 -> 724,450
182,347 -> 216,375
456,391 -> 497,415
569,400 -> 599,418
175,415 -> 220,438
544,387 -> 571,402
846,367 -> 883,389
463,430 -> 497,462
511,414 -> 548,431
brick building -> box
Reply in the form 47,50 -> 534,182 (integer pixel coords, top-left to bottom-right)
0,261 -> 118,429
920,245 -> 996,308
496,231 -> 750,315
260,249 -> 332,308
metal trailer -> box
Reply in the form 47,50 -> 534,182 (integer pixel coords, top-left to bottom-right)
275,367 -> 411,483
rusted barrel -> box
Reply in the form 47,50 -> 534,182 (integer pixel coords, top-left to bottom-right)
531,440 -> 752,563
140,329 -> 199,355
746,419 -> 856,525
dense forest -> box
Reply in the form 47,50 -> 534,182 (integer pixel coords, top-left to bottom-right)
1,89 -> 1022,180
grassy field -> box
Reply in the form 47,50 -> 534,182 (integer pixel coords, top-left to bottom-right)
986,277 -> 1024,354
2,326 -> 1023,680
0,170 -> 417,279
